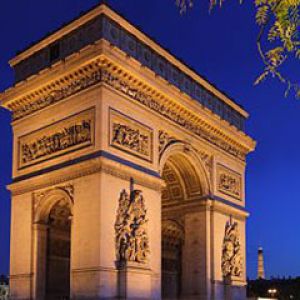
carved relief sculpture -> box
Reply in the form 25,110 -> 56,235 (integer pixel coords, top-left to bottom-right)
110,109 -> 153,162
221,219 -> 243,278
158,130 -> 178,159
10,64 -> 248,161
115,189 -> 150,264
19,109 -> 95,168
217,164 -> 242,199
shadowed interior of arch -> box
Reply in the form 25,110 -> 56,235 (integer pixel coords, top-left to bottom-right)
161,152 -> 205,299
45,198 -> 72,300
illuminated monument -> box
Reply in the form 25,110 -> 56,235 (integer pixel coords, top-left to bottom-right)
257,247 -> 265,279
0,3 -> 255,299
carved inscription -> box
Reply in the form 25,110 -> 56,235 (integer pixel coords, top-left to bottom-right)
221,219 -> 243,278
110,109 -> 153,162
115,189 -> 150,264
217,164 -> 242,199
19,109 -> 95,169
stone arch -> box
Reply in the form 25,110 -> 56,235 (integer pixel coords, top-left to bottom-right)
33,186 -> 73,300
34,187 -> 74,224
160,142 -> 211,199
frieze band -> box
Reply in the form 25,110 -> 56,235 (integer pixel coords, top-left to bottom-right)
19,108 -> 95,169
217,164 -> 242,200
12,64 -> 246,161
110,109 -> 153,162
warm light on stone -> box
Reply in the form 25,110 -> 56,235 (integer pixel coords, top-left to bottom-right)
0,3 -> 256,300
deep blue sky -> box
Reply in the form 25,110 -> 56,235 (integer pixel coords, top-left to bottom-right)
0,0 -> 300,279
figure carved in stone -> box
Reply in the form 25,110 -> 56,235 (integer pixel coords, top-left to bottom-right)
115,189 -> 150,264
112,123 -> 149,156
21,120 -> 91,164
219,173 -> 240,197
158,131 -> 178,158
217,164 -> 242,199
13,64 -> 246,161
221,219 -> 243,278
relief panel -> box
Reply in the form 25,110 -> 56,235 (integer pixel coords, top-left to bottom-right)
109,108 -> 153,162
216,164 -> 242,200
18,108 -> 95,169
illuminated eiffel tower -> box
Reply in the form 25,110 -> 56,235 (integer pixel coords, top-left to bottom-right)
257,247 -> 265,279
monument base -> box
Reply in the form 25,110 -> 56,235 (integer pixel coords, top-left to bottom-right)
116,261 -> 152,300
224,276 -> 247,300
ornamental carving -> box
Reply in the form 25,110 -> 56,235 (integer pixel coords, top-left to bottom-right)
101,69 -> 246,161
110,109 -> 153,162
19,109 -> 94,169
221,219 -> 243,278
12,71 -> 102,121
217,164 -> 242,199
11,64 -> 247,161
158,130 -> 178,158
115,188 -> 150,264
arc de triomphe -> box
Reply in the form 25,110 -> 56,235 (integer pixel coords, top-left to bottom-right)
0,3 -> 255,300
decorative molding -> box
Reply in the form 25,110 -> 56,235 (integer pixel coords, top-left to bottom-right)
18,108 -> 95,169
101,67 -> 247,161
9,154 -> 163,197
158,130 -> 179,159
217,164 -> 242,200
9,62 -> 249,161
221,218 -> 243,278
159,130 -> 212,175
10,12 -> 246,131
115,188 -> 150,264
11,70 -> 102,121
110,108 -> 153,162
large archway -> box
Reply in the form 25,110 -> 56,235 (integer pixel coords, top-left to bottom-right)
34,188 -> 73,300
160,145 -> 210,299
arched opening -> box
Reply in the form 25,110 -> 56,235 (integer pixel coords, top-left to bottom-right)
162,220 -> 184,299
160,148 -> 209,299
34,188 -> 73,300
45,199 -> 71,300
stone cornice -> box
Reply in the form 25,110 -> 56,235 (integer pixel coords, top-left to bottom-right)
162,197 -> 248,219
0,47 -> 255,160
8,4 -> 247,120
8,155 -> 164,196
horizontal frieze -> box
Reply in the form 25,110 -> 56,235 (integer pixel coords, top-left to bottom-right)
11,64 -> 247,161
216,164 -> 242,200
109,108 -> 153,162
18,108 -> 95,169
12,13 -> 245,131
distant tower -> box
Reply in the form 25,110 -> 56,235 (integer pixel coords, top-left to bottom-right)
257,247 -> 265,279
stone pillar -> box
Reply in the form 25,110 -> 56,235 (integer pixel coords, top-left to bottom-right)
210,207 -> 247,300
181,206 -> 211,299
117,262 -> 152,299
70,173 -> 102,299
32,223 -> 48,300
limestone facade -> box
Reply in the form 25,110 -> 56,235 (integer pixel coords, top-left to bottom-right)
0,3 -> 255,300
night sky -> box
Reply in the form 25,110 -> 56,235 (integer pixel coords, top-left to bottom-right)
1,0 -> 300,279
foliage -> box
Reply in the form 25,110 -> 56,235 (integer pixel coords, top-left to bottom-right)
176,0 -> 300,98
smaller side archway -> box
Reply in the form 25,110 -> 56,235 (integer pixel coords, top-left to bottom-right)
33,187 -> 73,300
